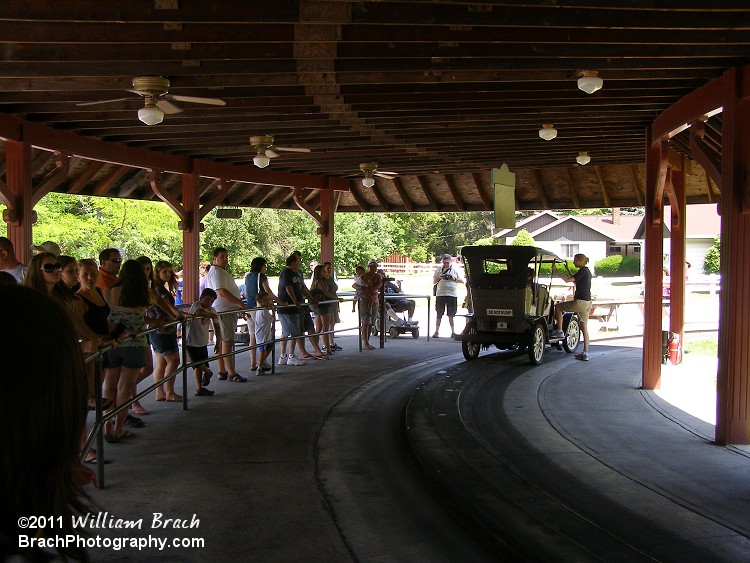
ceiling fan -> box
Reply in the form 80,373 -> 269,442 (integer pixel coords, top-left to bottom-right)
250,135 -> 311,168
359,162 -> 398,187
75,76 -> 226,125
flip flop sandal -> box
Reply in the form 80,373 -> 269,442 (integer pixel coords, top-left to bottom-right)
298,355 -> 315,360
229,374 -> 247,382
313,354 -> 329,360
165,394 -> 183,402
217,372 -> 229,380
85,455 -> 111,465
117,430 -> 136,439
104,433 -> 120,444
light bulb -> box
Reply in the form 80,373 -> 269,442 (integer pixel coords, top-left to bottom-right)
539,124 -> 557,141
253,153 -> 270,168
137,105 -> 164,126
576,152 -> 591,165
577,71 -> 603,94
362,176 -> 375,188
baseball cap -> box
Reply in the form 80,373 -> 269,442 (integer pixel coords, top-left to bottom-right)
442,253 -> 452,260
368,259 -> 379,266
31,241 -> 61,257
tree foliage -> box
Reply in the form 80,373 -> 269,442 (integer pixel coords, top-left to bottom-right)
0,194 -> 499,277
704,236 -> 720,274
510,228 -> 535,246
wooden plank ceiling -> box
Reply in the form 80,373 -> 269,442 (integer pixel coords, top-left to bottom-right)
0,0 -> 743,213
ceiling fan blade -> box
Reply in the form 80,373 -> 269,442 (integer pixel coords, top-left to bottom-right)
273,146 -> 312,153
266,149 -> 281,158
169,94 -> 226,106
376,170 -> 397,175
76,97 -> 133,107
156,99 -> 183,114
374,172 -> 397,178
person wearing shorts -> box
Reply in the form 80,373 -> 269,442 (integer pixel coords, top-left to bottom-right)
185,288 -> 222,395
432,254 -> 464,338
203,247 -> 247,382
551,253 -> 592,361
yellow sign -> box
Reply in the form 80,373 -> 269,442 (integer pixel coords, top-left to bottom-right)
492,164 -> 516,229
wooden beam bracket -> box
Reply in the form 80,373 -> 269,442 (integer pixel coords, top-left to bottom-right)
651,140 -> 670,226
292,186 -> 328,236
32,151 -> 70,206
149,170 -> 187,227
198,178 -> 233,221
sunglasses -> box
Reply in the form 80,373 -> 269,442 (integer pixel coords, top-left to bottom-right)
40,263 -> 63,273
108,257 -> 122,263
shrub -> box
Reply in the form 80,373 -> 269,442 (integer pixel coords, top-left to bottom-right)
704,236 -> 720,274
510,228 -> 535,246
594,255 -> 640,277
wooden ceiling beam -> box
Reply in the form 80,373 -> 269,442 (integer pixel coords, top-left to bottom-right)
67,160 -> 105,194
530,170 -> 550,210
593,166 -> 612,208
347,184 -> 370,212
470,173 -> 492,210
93,165 -> 129,196
391,177 -> 414,212
562,168 -> 581,209
369,182 -> 391,212
416,176 -> 439,211
444,175 -> 465,211
627,164 -> 644,206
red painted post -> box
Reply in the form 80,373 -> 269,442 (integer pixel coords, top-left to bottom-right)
642,133 -> 665,390
3,140 -> 33,265
319,187 -> 335,264
181,171 -> 201,305
715,68 -> 750,445
668,168 -> 686,358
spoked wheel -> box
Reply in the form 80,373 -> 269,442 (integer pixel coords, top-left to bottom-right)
462,322 -> 481,361
528,323 -> 545,365
563,315 -> 581,353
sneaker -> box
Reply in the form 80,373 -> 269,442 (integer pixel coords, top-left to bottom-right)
195,387 -> 215,396
549,329 -> 564,338
330,343 -> 342,351
287,355 -> 307,366
574,352 -> 589,361
320,346 -> 327,354
432,332 -> 439,338
255,367 -> 267,376
277,354 -> 288,365
261,362 -> 272,370
201,371 -> 212,388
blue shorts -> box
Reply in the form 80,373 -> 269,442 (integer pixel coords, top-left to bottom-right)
149,332 -> 179,356
107,345 -> 148,370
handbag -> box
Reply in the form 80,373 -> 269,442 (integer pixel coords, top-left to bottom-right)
433,282 -> 439,296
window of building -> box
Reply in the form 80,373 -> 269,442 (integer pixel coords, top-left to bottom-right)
561,244 -> 579,258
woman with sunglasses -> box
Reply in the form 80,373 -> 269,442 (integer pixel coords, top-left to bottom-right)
150,260 -> 184,403
22,252 -> 68,298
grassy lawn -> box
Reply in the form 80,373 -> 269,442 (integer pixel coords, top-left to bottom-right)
683,337 -> 718,357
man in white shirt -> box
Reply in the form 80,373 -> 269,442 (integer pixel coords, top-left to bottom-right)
203,247 -> 246,382
432,253 -> 464,338
0,237 -> 27,283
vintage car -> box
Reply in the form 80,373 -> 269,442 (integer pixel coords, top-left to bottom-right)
454,245 -> 581,364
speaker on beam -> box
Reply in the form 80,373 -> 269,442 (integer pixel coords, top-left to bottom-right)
216,208 -> 243,219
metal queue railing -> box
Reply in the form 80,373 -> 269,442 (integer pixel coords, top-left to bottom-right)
82,296 -> 364,487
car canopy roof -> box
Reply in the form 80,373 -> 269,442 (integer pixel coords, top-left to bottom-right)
460,245 -> 566,289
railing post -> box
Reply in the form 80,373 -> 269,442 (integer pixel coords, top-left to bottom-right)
181,317 -> 188,410
94,354 -> 105,488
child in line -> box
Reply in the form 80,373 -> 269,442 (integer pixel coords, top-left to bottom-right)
351,265 -> 365,312
185,288 -> 223,395
254,290 -> 274,376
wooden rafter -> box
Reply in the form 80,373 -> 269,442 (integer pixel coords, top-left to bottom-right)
391,177 -> 414,212
444,175 -> 465,211
593,166 -> 612,208
627,164 -> 644,206
530,169 -> 549,210
93,165 -> 128,196
348,184 -> 370,212
471,172 -> 492,210
416,176 -> 439,211
562,168 -> 580,209
369,183 -> 391,212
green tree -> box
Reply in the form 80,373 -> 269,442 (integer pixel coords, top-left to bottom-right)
704,236 -> 720,274
511,228 -> 535,246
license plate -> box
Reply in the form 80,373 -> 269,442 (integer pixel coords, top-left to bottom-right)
496,321 -> 507,329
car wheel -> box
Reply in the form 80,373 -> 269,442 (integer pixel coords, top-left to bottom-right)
528,323 -> 545,365
462,323 -> 481,361
563,316 -> 581,353
412,329 -> 419,339
388,326 -> 399,339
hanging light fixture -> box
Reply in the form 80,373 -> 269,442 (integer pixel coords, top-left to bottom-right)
362,175 -> 375,188
137,99 -> 164,126
577,70 -> 603,94
538,123 -> 557,141
253,149 -> 271,168
576,151 -> 591,165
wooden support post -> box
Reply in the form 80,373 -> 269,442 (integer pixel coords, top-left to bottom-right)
642,132 -> 665,390
667,168 -> 686,354
319,186 -> 335,264
715,67 -> 750,445
181,171 -> 201,304
3,140 -> 33,264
